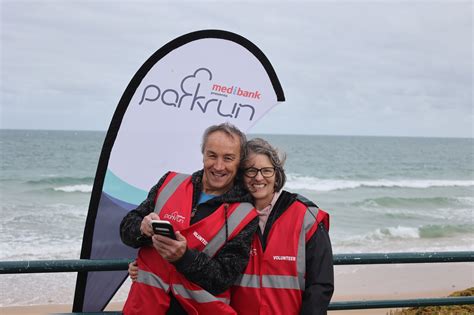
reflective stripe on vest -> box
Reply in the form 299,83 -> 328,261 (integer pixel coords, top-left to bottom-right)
262,275 -> 300,290
203,202 -> 254,257
236,274 -> 260,288
154,173 -> 189,213
296,206 -> 318,289
235,272 -> 301,291
172,284 -> 230,304
136,269 -> 170,291
137,269 -> 230,304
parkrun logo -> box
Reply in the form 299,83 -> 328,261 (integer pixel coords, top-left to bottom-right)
139,68 -> 258,121
163,211 -> 185,224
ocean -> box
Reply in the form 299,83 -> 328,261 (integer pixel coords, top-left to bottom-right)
1,129 -> 473,306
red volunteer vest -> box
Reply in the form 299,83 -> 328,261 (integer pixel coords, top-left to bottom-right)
123,172 -> 257,315
231,200 -> 329,315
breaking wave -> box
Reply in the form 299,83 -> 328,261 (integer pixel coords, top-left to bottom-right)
285,174 -> 474,192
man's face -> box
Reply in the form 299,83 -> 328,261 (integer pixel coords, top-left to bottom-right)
202,130 -> 241,195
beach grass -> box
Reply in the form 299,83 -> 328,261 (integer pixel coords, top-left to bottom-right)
390,287 -> 474,315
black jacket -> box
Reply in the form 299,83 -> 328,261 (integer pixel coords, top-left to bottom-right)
120,170 -> 259,314
257,190 -> 334,315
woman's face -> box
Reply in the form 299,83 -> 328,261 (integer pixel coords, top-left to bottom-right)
243,153 -> 276,203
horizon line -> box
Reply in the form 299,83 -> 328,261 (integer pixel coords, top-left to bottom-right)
0,128 -> 472,140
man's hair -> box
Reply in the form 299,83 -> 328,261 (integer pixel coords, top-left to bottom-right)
244,137 -> 287,192
201,123 -> 247,161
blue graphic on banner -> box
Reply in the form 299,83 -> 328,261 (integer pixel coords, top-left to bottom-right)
103,169 -> 147,205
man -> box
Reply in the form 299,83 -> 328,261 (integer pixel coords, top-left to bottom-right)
120,123 -> 258,315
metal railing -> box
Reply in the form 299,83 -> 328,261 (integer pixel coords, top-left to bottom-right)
1,251 -> 473,312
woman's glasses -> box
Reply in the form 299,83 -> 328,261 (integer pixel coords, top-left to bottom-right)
244,167 -> 275,178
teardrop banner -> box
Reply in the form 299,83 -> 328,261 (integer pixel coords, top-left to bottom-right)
73,29 -> 285,312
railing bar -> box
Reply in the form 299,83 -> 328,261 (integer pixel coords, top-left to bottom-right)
334,251 -> 474,265
0,259 -> 132,274
1,251 -> 472,274
328,296 -> 474,310
50,297 -> 474,313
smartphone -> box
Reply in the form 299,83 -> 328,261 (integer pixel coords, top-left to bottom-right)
151,220 -> 176,240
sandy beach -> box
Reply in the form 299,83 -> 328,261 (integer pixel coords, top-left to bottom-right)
330,262 -> 473,314
1,262 -> 472,315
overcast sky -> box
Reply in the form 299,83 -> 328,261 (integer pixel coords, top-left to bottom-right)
1,0 -> 472,137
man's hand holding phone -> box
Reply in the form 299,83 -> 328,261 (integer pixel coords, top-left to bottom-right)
151,220 -> 187,262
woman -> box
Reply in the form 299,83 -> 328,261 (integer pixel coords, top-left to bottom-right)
230,138 -> 333,315
129,138 -> 334,314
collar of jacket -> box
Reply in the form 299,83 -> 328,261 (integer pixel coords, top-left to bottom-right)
190,169 -> 253,208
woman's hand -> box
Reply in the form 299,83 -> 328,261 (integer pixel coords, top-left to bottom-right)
128,260 -> 139,282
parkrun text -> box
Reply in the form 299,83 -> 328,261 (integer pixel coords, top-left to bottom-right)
139,68 -> 258,121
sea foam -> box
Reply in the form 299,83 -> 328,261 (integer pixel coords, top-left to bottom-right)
53,184 -> 93,193
285,174 -> 474,191
349,224 -> 473,242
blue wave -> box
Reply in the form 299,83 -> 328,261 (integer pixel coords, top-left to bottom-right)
103,169 -> 147,205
